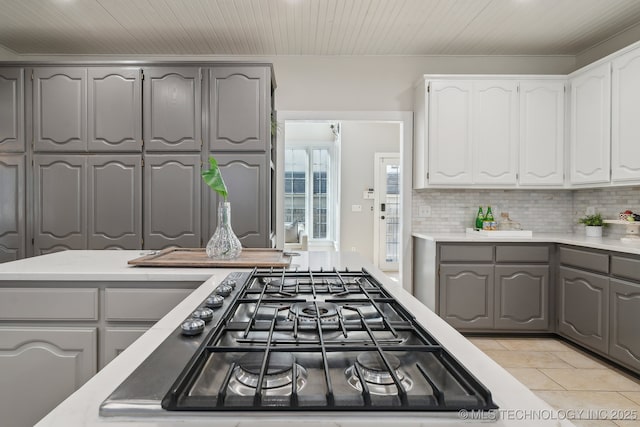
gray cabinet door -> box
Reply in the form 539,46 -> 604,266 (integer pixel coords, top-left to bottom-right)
0,68 -> 24,152
33,67 -> 87,152
205,153 -> 268,248
0,327 -> 96,427
558,266 -> 609,353
439,265 -> 494,330
209,66 -> 269,151
609,279 -> 640,371
33,155 -> 86,254
0,155 -> 25,262
87,155 -> 142,249
495,265 -> 549,330
143,67 -> 201,152
88,68 -> 142,152
143,154 -> 201,249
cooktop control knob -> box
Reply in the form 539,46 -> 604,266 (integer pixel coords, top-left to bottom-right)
215,283 -> 233,297
180,318 -> 205,336
204,294 -> 224,309
191,306 -> 214,323
222,279 -> 236,289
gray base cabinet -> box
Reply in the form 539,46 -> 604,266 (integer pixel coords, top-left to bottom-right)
609,279 -> 640,371
0,327 -> 97,427
0,155 -> 25,262
558,266 -> 609,354
495,265 -> 549,330
437,244 -> 551,332
439,265 -> 494,329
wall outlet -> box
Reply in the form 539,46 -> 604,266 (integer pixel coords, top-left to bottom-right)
351,204 -> 362,212
351,247 -> 356,252
586,206 -> 596,215
418,205 -> 431,217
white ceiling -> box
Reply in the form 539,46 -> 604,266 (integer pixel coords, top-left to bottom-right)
1,0 -> 640,56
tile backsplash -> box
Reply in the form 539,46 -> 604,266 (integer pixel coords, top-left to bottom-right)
412,186 -> 640,236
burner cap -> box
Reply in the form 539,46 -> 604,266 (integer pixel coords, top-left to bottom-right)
289,302 -> 339,322
238,352 -> 294,376
356,352 -> 401,373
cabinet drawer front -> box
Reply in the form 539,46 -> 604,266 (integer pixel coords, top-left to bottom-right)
496,246 -> 549,263
105,288 -> 191,321
611,256 -> 640,282
0,288 -> 98,320
559,246 -> 609,273
440,245 -> 493,262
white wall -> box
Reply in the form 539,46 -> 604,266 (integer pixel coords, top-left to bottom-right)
340,121 -> 400,263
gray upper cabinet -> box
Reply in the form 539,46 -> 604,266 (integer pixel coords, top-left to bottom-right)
609,279 -> 640,371
88,68 -> 142,152
33,68 -> 87,152
205,153 -> 268,248
143,68 -> 201,152
0,68 -> 24,152
439,265 -> 494,330
558,266 -> 609,353
33,155 -> 87,254
143,154 -> 201,249
87,155 -> 142,249
209,66 -> 269,152
495,265 -> 549,330
0,155 -> 25,262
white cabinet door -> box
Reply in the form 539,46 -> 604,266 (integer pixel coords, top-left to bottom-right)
473,81 -> 518,185
428,81 -> 473,184
570,63 -> 611,184
612,47 -> 640,183
519,80 -> 565,186
0,327 -> 97,427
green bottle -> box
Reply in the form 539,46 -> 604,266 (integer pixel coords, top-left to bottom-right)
475,207 -> 485,229
485,206 -> 495,223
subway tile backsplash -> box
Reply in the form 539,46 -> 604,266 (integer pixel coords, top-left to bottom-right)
412,186 -> 640,236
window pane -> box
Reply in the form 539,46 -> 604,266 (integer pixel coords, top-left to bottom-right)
284,149 -> 307,228
385,164 -> 400,263
312,149 -> 329,239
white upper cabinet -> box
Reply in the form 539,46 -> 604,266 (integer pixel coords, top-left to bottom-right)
570,63 -> 611,185
472,81 -> 518,185
519,80 -> 565,186
427,80 -> 473,185
611,47 -> 640,183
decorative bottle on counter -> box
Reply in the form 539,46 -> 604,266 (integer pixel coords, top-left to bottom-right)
475,207 -> 485,229
484,206 -> 496,230
206,201 -> 242,259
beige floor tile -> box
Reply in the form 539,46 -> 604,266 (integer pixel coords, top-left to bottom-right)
613,420 -> 640,427
572,420 -> 619,427
468,337 -> 509,351
552,350 -> 608,369
483,350 -> 574,368
534,390 -> 640,411
540,369 -> 640,392
621,392 -> 640,406
505,367 -> 565,390
496,338 -> 573,352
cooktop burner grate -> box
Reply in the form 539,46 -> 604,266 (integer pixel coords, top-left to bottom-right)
161,268 -> 498,412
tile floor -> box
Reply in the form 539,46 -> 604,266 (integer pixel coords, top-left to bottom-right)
469,337 -> 640,427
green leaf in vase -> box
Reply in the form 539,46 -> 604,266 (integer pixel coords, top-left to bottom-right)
201,156 -> 228,200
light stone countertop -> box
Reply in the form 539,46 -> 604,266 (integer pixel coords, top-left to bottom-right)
412,232 -> 640,255
28,250 -> 573,427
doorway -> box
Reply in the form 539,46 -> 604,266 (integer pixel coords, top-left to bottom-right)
374,153 -> 400,271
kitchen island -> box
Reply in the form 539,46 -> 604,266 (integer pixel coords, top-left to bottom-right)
0,251 -> 573,427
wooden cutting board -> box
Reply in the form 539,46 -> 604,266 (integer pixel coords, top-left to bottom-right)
128,248 -> 293,268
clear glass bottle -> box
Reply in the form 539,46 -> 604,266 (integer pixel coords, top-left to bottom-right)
206,201 -> 242,259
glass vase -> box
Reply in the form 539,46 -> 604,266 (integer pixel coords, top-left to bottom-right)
206,201 -> 242,259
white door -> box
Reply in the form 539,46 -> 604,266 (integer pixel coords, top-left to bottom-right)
374,154 -> 400,271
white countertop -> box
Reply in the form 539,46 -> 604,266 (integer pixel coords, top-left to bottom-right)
412,232 -> 640,255
29,250 -> 572,427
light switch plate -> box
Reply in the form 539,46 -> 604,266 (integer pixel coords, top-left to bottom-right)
352,204 -> 362,212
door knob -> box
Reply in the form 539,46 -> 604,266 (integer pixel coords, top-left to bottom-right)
381,216 -> 386,220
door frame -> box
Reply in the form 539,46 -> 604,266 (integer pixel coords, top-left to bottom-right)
373,152 -> 401,271
275,111 -> 413,293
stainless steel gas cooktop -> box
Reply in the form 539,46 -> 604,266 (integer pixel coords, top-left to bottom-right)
101,268 -> 498,416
